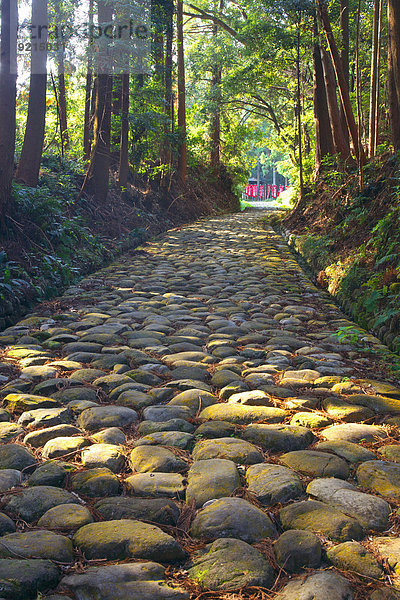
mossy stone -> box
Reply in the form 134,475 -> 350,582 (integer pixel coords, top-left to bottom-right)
321,423 -> 387,443
372,538 -> 400,575
70,467 -> 121,497
125,473 -> 185,498
81,443 -> 125,473
190,497 -> 277,542
307,477 -> 390,531
130,446 -> 187,473
0,444 -> 36,471
2,394 -> 59,414
243,423 -> 315,451
138,419 -> 195,435
280,450 -> 349,479
42,436 -> 90,459
94,497 -> 180,525
73,519 -> 186,562
357,460 -> 400,499
199,404 -> 287,425
0,423 -> 24,443
290,412 -> 333,428
52,387 -> 99,403
77,406 -> 138,431
192,437 -> 263,465
377,445 -> 400,462
194,421 -> 235,439
0,558 -> 60,600
280,500 -> 363,542
315,440 -> 376,463
346,394 -> 400,414
188,538 -> 274,590
3,485 -> 79,522
0,512 -> 16,535
274,530 -> 321,572
133,431 -> 194,449
322,398 -> 374,422
275,571 -> 354,600
186,459 -> 241,508
246,463 -> 303,505
0,469 -> 21,492
0,530 -> 74,562
27,461 -> 75,487
38,504 -> 94,531
23,424 -> 82,448
327,542 -> 382,578
61,562 -> 188,599
167,389 -> 217,415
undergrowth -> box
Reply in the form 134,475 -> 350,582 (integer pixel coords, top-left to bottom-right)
280,153 -> 400,357
0,155 -> 239,328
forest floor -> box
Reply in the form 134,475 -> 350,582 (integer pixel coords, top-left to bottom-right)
0,211 -> 400,599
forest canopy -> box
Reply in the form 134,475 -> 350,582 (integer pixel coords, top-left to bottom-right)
0,0 -> 399,210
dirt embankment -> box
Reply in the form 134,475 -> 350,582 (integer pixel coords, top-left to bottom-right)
269,156 -> 400,356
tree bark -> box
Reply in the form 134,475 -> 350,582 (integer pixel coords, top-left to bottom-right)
296,11 -> 304,199
54,0 -> 68,154
118,73 -> 129,190
340,0 -> 349,145
373,0 -> 383,153
57,68 -> 69,153
83,0 -> 94,162
313,22 -> 334,176
81,0 -> 113,202
388,0 -> 400,150
16,0 -> 48,186
112,76 -> 123,149
369,0 -> 381,157
318,0 -> 366,166
177,0 -> 187,182
161,0 -> 173,167
320,45 -> 351,162
210,0 -> 223,171
0,0 -> 17,217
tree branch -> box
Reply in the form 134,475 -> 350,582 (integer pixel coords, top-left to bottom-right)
187,3 -> 243,42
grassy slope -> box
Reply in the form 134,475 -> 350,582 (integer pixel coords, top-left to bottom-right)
275,155 -> 400,356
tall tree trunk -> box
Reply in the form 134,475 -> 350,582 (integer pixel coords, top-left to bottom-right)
313,21 -> 334,177
355,0 -> 364,186
0,0 -> 17,217
373,0 -> 383,153
162,0 -> 174,167
54,0 -> 68,154
83,72 -> 93,162
81,0 -> 113,201
118,73 -> 129,190
83,0 -> 94,162
16,0 -> 48,186
318,0 -> 366,166
388,0 -> 400,150
369,0 -> 382,157
210,0 -> 223,171
177,0 -> 187,182
320,45 -> 351,162
340,0 -> 350,145
57,67 -> 69,153
296,11 -> 304,199
112,76 -> 123,149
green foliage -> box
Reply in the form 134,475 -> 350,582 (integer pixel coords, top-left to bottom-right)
333,325 -> 366,347
296,234 -> 334,270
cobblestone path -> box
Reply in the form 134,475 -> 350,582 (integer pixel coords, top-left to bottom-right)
1,212 -> 400,600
